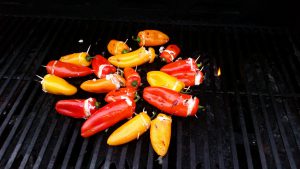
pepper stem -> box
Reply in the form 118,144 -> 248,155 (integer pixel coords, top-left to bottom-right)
95,102 -> 101,109
197,63 -> 202,68
131,80 -> 138,87
134,93 -> 140,102
122,49 -> 129,54
198,105 -> 205,111
132,36 -> 141,43
151,111 -> 157,119
86,55 -> 95,62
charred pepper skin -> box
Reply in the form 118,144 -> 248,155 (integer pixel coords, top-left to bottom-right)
81,98 -> 136,138
46,60 -> 93,78
143,87 -> 199,117
55,98 -> 99,119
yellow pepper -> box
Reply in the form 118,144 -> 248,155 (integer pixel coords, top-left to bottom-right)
40,74 -> 77,95
147,71 -> 185,92
107,112 -> 151,146
59,52 -> 92,66
108,47 -> 155,68
150,113 -> 172,157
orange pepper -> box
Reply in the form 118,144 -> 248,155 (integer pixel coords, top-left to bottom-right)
150,113 -> 172,156
133,30 -> 169,47
40,74 -> 77,95
80,74 -> 125,93
107,112 -> 151,146
59,52 -> 92,66
107,39 -> 131,55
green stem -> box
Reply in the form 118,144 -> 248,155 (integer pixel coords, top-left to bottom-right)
198,105 -> 205,111
86,55 -> 95,62
95,102 -> 101,109
122,49 -> 129,54
134,93 -> 140,102
151,111 -> 157,119
132,36 -> 141,43
131,80 -> 138,87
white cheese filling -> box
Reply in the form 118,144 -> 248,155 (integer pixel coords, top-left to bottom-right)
186,58 -> 197,72
186,97 -> 196,116
120,96 -> 133,106
83,98 -> 94,117
106,74 -> 121,89
163,49 -> 176,61
194,71 -> 202,85
97,64 -> 109,78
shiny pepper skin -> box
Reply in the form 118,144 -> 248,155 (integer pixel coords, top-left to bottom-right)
46,60 -> 93,78
124,67 -> 141,88
147,71 -> 185,92
143,87 -> 199,117
134,30 -> 169,47
59,52 -> 92,67
107,39 -> 131,55
55,98 -> 99,119
107,112 -> 151,146
150,113 -> 172,156
40,74 -> 77,96
91,54 -> 116,79
159,44 -> 181,63
81,98 -> 136,137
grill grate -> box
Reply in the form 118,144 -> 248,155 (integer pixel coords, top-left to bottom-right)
0,15 -> 300,169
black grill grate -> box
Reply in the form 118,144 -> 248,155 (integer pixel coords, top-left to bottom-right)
0,15 -> 300,169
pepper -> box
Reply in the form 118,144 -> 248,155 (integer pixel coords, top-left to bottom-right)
59,52 -> 92,67
91,54 -> 116,79
45,60 -> 93,78
133,30 -> 169,47
150,113 -> 172,156
38,74 -> 77,95
160,58 -> 199,74
107,112 -> 151,146
143,87 -> 199,117
108,47 -> 156,68
107,39 -> 131,55
147,71 -> 185,92
55,98 -> 100,119
159,44 -> 181,63
124,67 -> 141,88
104,87 -> 137,103
80,74 -> 125,93
163,70 -> 204,87
81,97 -> 136,137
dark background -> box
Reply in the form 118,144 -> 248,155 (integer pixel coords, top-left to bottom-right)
0,0 -> 298,26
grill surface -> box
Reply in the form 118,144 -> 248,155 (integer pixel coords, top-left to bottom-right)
0,15 -> 300,169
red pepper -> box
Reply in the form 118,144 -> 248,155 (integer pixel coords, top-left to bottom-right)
160,58 -> 199,74
55,98 -> 99,119
163,70 -> 204,87
143,87 -> 199,117
104,87 -> 137,103
46,60 -> 93,78
159,44 -> 181,63
92,54 -> 116,79
124,67 -> 141,88
81,97 -> 136,137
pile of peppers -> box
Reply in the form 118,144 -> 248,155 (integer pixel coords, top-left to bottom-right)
38,29 -> 205,158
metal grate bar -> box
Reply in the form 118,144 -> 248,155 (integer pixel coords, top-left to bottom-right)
132,138 -> 143,169
4,93 -> 50,169
103,145 -> 113,169
118,145 -> 129,169
0,83 -> 40,160
237,28 -> 269,169
32,118 -> 58,169
88,135 -> 104,169
0,18 -> 36,78
176,120 -> 183,169
256,31 -> 299,169
75,139 -> 89,169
